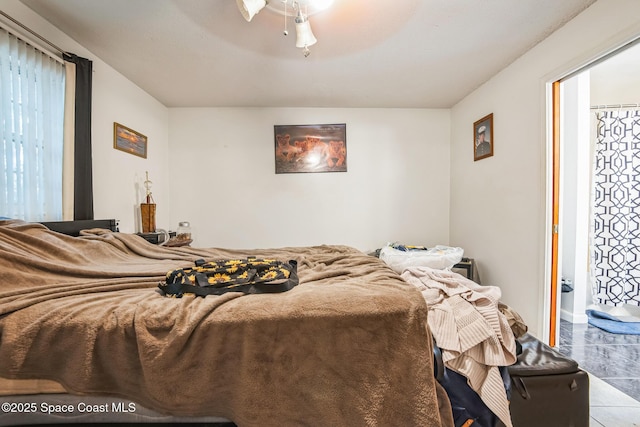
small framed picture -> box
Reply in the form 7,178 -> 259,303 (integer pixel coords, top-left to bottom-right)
114,122 -> 147,158
274,123 -> 347,174
473,113 -> 493,161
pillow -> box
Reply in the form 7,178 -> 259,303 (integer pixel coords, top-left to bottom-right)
379,244 -> 464,274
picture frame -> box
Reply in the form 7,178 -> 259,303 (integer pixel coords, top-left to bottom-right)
473,113 -> 493,161
274,123 -> 347,174
114,122 -> 147,159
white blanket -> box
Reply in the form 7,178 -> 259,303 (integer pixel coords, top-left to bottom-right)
401,266 -> 516,427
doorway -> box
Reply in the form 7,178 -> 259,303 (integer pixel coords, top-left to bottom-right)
549,38 -> 640,345
555,41 -> 640,329
550,40 -> 640,400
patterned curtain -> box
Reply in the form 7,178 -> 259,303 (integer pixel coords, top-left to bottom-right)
591,109 -> 640,306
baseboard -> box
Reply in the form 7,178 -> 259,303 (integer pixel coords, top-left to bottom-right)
560,308 -> 588,324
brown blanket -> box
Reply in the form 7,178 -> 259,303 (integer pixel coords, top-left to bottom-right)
0,220 -> 453,427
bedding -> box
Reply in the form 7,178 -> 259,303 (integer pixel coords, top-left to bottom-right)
0,219 -> 453,426
401,266 -> 518,427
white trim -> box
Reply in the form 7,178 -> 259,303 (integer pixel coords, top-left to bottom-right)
560,308 -> 588,324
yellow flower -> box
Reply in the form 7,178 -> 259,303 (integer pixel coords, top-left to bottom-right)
208,273 -> 231,284
226,266 -> 238,274
279,268 -> 290,278
261,271 -> 279,280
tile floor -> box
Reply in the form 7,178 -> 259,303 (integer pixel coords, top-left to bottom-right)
559,318 -> 640,426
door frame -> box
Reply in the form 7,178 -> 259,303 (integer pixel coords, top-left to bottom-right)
545,33 -> 640,346
549,80 -> 561,347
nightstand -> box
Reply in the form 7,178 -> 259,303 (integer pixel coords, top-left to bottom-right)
452,258 -> 481,283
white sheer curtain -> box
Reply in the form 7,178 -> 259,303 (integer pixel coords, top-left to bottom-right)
0,27 -> 65,221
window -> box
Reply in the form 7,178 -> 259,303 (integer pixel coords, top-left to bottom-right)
0,27 -> 65,221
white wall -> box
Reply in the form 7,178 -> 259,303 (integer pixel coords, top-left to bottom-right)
450,0 -> 640,340
590,42 -> 640,104
4,1 -> 451,252
2,0 -> 170,233
92,73 -> 169,234
168,108 -> 451,251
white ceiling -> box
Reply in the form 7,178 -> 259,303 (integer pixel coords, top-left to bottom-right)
19,0 -> 597,108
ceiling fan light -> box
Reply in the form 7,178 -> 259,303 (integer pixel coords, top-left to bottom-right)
294,15 -> 317,48
237,0 -> 266,22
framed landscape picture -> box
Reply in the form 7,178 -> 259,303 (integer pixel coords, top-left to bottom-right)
114,122 -> 147,158
274,123 -> 347,174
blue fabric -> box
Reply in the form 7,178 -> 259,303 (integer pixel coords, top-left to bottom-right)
587,310 -> 640,335
437,366 -> 509,427
390,243 -> 428,252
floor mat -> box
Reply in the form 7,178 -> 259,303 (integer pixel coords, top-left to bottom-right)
587,309 -> 640,335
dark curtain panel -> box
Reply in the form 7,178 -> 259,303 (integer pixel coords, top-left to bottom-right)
63,53 -> 94,220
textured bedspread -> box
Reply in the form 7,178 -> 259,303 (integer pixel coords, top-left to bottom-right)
0,220 -> 453,427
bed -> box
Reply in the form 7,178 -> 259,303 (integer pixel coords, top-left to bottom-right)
0,219 -> 454,426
